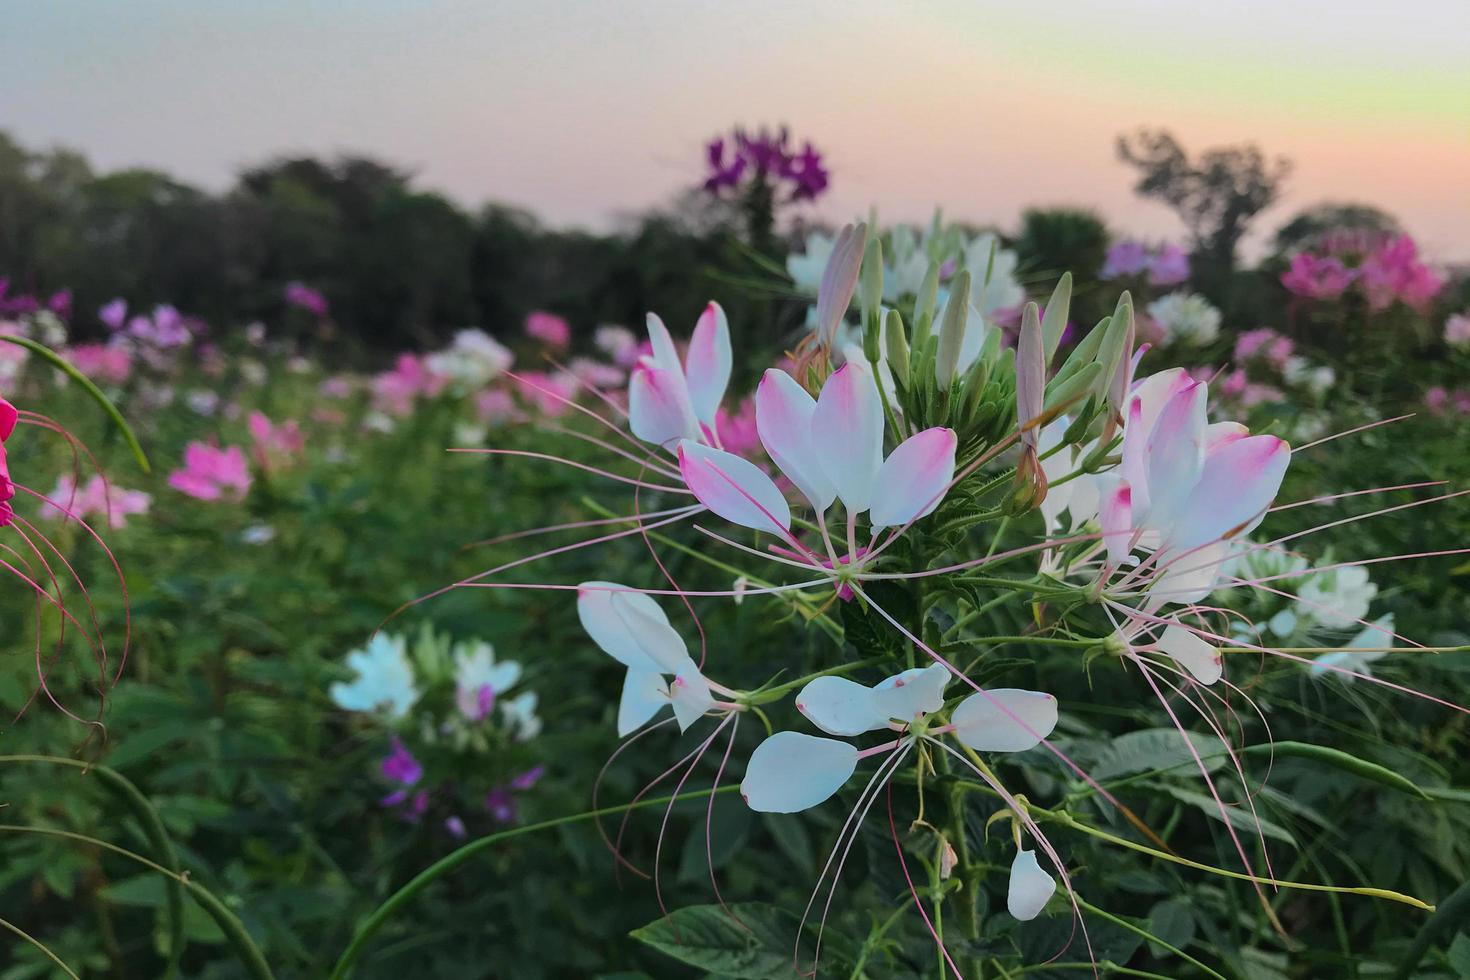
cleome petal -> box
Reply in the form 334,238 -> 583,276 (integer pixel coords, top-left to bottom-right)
871,663 -> 950,723
811,361 -> 885,514
1156,623 -> 1223,685
1007,849 -> 1056,921
609,591 -> 690,674
629,362 -> 698,449
951,688 -> 1058,753
643,312 -> 682,374
684,302 -> 732,428
796,675 -> 887,736
868,427 -> 958,530
1168,434 -> 1291,553
741,731 -> 860,813
677,440 -> 792,535
577,581 -> 668,672
669,657 -> 716,732
1142,381 -> 1208,534
756,368 -> 836,513
618,668 -> 669,736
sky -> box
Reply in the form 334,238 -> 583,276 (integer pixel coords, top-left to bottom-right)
6,0 -> 1469,258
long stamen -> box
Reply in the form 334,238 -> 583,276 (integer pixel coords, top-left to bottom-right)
448,448 -> 691,494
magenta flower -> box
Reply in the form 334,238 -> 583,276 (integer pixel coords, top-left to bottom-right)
1280,253 -> 1355,300
510,764 -> 546,791
372,354 -> 447,416
284,281 -> 330,318
1358,236 -> 1444,312
248,411 -> 305,469
168,442 -> 252,501
1101,240 -> 1150,279
1424,386 -> 1450,415
484,788 -> 517,824
714,396 -> 760,457
380,737 -> 423,787
98,299 -> 128,332
515,370 -> 579,417
702,126 -> 830,203
1148,244 -> 1190,286
43,474 -> 150,530
525,311 -> 571,348
64,343 -> 133,385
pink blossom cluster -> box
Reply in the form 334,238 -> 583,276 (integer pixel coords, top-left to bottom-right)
1423,386 -> 1470,417
1282,235 -> 1445,312
372,354 -> 448,416
99,300 -> 196,348
524,311 -> 570,348
65,343 -> 134,385
1445,313 -> 1470,348
1233,328 -> 1294,370
0,280 -> 70,319
168,442 -> 252,501
1100,240 -> 1190,286
284,282 -> 330,318
248,411 -> 305,470
43,474 -> 151,529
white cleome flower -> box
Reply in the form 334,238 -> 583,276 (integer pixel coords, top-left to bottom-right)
1146,292 -> 1221,345
330,633 -> 420,718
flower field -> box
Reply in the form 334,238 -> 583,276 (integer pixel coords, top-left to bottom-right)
1,127 -> 1469,980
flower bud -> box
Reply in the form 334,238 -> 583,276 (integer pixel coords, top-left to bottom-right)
935,270 -> 971,389
862,309 -> 882,365
910,260 -> 942,352
859,236 -> 884,334
884,308 -> 910,385
1040,272 -> 1072,363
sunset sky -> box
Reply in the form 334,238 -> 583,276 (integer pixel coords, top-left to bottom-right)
8,0 -> 1469,257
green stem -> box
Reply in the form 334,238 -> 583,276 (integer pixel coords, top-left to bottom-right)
0,825 -> 273,980
0,916 -> 80,979
0,755 -> 185,976
328,785 -> 740,979
747,655 -> 888,703
1074,897 -> 1227,980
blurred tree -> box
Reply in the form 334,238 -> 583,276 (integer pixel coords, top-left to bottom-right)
1272,201 -> 1401,255
1117,129 -> 1291,296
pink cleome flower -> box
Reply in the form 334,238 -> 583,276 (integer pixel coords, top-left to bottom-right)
168,442 -> 252,501
525,311 -> 571,348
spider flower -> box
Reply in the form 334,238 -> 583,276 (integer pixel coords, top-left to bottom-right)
628,303 -> 731,447
330,633 -> 420,718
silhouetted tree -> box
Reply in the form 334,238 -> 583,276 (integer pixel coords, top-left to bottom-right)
1272,202 -> 1400,256
1117,129 -> 1290,293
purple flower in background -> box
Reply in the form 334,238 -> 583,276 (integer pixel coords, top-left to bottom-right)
485,788 -> 517,824
1101,240 -> 1150,279
511,765 -> 546,791
525,310 -> 571,348
1148,244 -> 1190,286
445,815 -> 467,838
99,298 -> 128,331
46,289 -> 71,319
702,125 -> 830,203
285,281 -> 330,318
379,737 -> 423,789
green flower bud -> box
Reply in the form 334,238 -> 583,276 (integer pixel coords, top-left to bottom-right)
935,270 -> 971,389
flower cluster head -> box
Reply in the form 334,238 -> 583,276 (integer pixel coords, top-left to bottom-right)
168,442 -> 252,501
248,410 -> 305,470
332,627 -> 542,832
372,353 -> 447,417
525,310 -> 571,348
1101,239 -> 1190,286
703,125 -> 830,202
284,281 -> 330,318
64,343 -> 134,385
1282,233 -> 1445,312
1145,292 -> 1221,346
0,279 -> 71,319
424,329 -> 514,393
100,299 -> 196,348
1445,312 -> 1470,348
43,474 -> 151,529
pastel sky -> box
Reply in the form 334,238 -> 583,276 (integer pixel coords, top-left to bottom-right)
7,0 -> 1469,257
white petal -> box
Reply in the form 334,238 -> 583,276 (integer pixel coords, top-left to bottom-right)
1157,624 -> 1223,685
871,663 -> 950,723
1007,849 -> 1056,921
618,668 -> 669,736
796,676 -> 886,736
677,440 -> 792,535
685,302 -> 732,427
669,657 -> 716,731
644,312 -> 682,373
756,368 -> 836,513
951,688 -> 1058,753
610,591 -> 690,674
1142,382 -> 1208,534
741,731 -> 859,813
1149,540 -> 1231,607
868,427 -> 957,529
811,361 -> 885,514
576,581 -> 668,672
628,363 -> 698,448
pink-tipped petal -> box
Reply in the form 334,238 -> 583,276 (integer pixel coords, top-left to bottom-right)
685,301 -> 732,427
755,368 -> 836,513
629,363 -> 698,448
811,361 -> 885,514
577,581 -> 668,672
871,663 -> 950,722
814,223 -> 866,347
1170,434 -> 1291,552
1129,367 -> 1194,440
1098,475 -> 1135,567
868,427 -> 958,530
669,658 -> 716,731
1157,624 -> 1223,685
0,398 -> 16,441
951,688 -> 1058,753
677,440 -> 791,535
1204,420 -> 1250,452
644,312 -> 681,373
1143,382 -> 1208,532
1007,849 -> 1056,921
609,590 -> 690,674
1120,396 -> 1151,518
796,675 -> 886,736
1151,540 -> 1231,607
618,668 -> 670,735
741,731 -> 859,813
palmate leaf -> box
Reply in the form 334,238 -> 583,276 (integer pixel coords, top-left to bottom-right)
630,902 -> 811,979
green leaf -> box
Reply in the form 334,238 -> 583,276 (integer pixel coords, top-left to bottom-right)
1147,897 -> 1196,958
1160,786 -> 1296,846
1092,727 -> 1228,782
630,902 -> 804,979
0,334 -> 150,472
